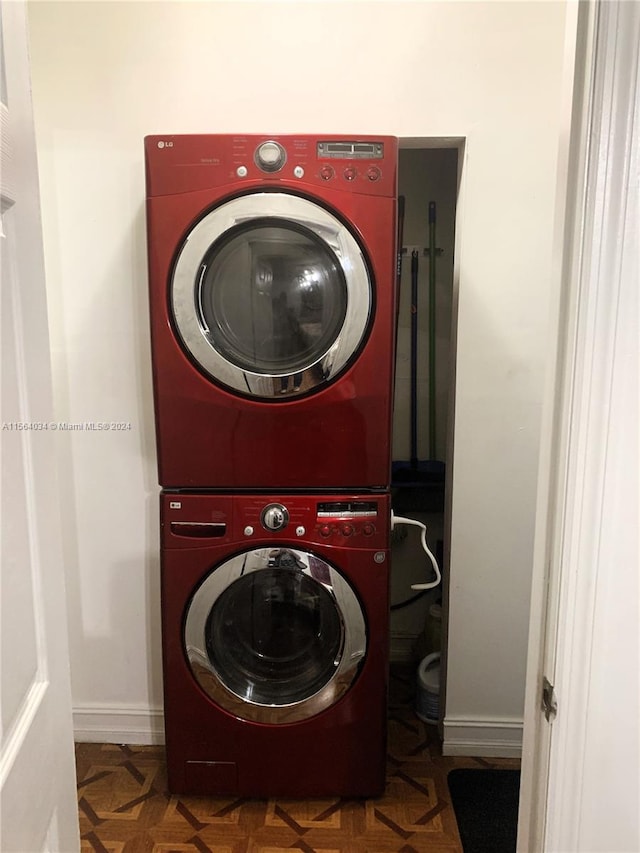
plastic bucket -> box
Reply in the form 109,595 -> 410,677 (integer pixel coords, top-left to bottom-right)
415,652 -> 441,723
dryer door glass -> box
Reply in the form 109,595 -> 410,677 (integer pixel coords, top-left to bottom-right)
184,547 -> 367,724
171,193 -> 372,398
198,220 -> 347,375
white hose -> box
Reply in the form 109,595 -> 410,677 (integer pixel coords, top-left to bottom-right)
391,510 -> 442,590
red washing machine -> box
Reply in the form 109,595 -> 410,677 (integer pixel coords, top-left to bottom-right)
145,135 -> 398,490
161,491 -> 390,797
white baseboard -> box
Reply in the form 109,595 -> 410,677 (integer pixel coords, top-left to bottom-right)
73,705 -> 165,745
73,705 -> 522,759
443,716 -> 523,758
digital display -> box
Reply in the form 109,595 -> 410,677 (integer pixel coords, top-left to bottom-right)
317,141 -> 384,160
317,501 -> 378,517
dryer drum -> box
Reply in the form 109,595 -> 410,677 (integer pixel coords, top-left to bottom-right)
197,218 -> 348,376
183,548 -> 367,724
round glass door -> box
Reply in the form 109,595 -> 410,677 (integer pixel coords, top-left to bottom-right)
184,548 -> 367,724
171,193 -> 372,398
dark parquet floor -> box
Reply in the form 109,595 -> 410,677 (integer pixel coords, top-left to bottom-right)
76,667 -> 520,852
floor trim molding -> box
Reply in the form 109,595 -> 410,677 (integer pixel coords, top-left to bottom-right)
443,716 -> 523,758
73,705 -> 165,745
74,705 -> 523,758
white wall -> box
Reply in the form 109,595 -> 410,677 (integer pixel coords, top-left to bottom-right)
27,0 -> 568,747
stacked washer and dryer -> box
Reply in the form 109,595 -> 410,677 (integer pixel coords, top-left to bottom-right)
145,134 -> 398,797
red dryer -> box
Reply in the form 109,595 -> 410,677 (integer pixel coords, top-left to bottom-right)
145,134 -> 398,490
160,491 -> 390,797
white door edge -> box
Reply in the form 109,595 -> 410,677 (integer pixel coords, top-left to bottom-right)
518,1 -> 640,850
517,0 -> 597,847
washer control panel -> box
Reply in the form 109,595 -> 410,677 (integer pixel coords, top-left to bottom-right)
315,500 -> 378,540
246,496 -> 387,547
162,493 -> 389,549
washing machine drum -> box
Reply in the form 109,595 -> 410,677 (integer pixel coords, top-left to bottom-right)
171,193 -> 372,398
184,548 -> 367,724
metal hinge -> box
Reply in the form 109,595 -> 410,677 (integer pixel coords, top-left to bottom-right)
542,677 -> 558,722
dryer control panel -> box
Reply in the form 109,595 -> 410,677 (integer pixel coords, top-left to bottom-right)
145,134 -> 397,198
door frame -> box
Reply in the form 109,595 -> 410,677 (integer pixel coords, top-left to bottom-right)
518,0 -> 639,848
0,1 -> 79,849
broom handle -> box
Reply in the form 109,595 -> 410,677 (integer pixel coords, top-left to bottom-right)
428,202 -> 437,461
410,249 -> 419,469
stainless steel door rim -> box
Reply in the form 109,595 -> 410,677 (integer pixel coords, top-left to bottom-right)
184,547 -> 367,724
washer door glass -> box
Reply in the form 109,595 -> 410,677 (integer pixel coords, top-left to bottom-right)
171,193 -> 372,399
184,548 -> 367,724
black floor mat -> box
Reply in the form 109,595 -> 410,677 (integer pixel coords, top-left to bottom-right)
448,768 -> 520,853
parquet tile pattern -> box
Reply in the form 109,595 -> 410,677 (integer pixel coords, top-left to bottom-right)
76,668 -> 520,852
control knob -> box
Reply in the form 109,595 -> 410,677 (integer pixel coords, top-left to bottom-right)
255,141 -> 286,173
261,503 -> 290,531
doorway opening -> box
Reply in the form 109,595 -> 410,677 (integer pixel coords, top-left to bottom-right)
390,140 -> 462,673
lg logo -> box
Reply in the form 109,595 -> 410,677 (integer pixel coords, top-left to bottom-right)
157,141 -> 174,149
